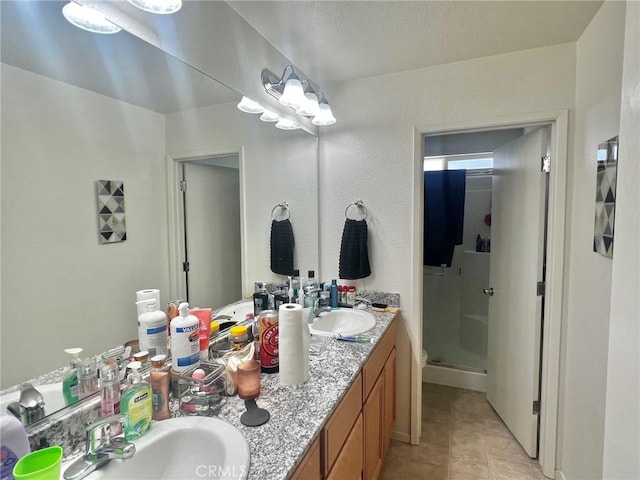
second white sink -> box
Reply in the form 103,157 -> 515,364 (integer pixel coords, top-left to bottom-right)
309,308 -> 376,337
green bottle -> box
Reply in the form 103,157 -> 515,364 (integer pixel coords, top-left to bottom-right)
62,348 -> 82,405
120,361 -> 153,441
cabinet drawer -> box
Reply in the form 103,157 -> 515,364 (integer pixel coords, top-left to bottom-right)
323,373 -> 363,475
363,319 -> 397,400
291,436 -> 321,480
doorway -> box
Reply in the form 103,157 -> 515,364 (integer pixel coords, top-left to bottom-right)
167,153 -> 243,309
412,110 -> 568,478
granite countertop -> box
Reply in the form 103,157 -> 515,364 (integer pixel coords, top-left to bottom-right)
213,309 -> 397,480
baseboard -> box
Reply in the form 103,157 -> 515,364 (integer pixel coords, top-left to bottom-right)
554,471 -> 566,480
391,431 -> 411,443
423,364 -> 487,392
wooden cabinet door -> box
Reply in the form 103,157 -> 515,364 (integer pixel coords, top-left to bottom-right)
363,375 -> 384,480
327,414 -> 363,480
291,437 -> 321,480
383,348 -> 396,455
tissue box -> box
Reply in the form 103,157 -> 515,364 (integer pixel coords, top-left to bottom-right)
177,361 -> 226,416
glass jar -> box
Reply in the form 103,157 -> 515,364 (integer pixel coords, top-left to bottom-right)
229,325 -> 249,350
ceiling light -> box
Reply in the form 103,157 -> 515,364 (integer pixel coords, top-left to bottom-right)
62,2 -> 121,34
127,0 -> 182,14
312,94 -> 336,126
260,109 -> 280,122
275,118 -> 300,131
237,96 -> 264,114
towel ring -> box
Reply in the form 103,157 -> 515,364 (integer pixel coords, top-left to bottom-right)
271,202 -> 290,220
345,200 -> 367,220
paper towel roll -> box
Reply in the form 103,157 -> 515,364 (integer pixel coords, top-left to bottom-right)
136,289 -> 160,316
278,303 -> 310,385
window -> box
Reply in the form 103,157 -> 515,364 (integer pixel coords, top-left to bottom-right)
424,153 -> 493,172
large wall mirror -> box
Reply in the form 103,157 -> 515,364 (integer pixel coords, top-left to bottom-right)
0,0 -> 319,420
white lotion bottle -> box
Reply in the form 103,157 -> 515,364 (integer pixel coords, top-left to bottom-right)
170,302 -> 200,372
138,300 -> 168,357
0,415 -> 30,480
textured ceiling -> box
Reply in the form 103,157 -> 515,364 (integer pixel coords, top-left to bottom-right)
228,0 -> 604,85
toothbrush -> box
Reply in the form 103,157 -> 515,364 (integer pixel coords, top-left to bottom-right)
336,334 -> 372,343
288,276 -> 294,303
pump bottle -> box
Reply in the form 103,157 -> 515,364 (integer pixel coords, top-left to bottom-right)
170,302 -> 200,372
120,361 -> 152,441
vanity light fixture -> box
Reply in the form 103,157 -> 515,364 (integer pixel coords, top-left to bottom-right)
62,2 -> 121,34
237,96 -> 265,114
127,0 -> 182,15
262,66 -> 336,126
311,93 -> 337,126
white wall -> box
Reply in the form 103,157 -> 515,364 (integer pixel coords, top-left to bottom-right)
557,2 -> 626,478
602,1 -> 640,477
318,43 -> 577,439
165,101 -> 318,295
0,64 -> 169,388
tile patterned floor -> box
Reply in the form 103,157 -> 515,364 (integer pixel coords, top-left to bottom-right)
380,383 -> 548,480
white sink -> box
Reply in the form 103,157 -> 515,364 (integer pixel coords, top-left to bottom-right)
309,309 -> 376,337
0,382 -> 66,418
74,417 -> 250,480
213,300 -> 253,323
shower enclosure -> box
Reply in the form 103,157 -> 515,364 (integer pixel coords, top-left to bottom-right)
423,166 -> 492,390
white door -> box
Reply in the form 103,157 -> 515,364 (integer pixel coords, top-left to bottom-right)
486,127 -> 549,457
183,159 -> 242,308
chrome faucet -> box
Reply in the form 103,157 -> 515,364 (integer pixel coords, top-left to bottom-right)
6,383 -> 45,426
63,414 -> 136,480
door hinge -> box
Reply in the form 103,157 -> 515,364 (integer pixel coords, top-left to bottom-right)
532,400 -> 541,415
541,156 -> 551,173
180,180 -> 187,192
537,281 -> 545,297
182,261 -> 190,273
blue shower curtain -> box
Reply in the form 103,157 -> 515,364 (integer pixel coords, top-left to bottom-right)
423,170 -> 466,267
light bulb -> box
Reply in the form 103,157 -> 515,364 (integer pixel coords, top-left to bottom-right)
127,0 -> 182,14
237,97 -> 264,114
62,2 -> 121,34
296,90 -> 320,117
312,102 -> 336,126
279,73 -> 305,108
275,118 -> 300,130
260,109 -> 280,122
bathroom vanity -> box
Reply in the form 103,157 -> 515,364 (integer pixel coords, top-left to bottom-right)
211,309 -> 398,480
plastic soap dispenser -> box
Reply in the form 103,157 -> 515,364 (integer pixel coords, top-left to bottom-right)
121,361 -> 152,441
62,348 -> 82,405
170,302 -> 200,372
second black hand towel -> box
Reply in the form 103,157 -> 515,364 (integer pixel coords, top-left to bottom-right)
339,219 -> 371,280
270,219 -> 295,275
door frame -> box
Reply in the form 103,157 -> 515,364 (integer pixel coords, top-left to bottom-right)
411,110 -> 568,478
166,149 -> 246,302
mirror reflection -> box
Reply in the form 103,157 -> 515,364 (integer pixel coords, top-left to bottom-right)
0,0 -> 319,421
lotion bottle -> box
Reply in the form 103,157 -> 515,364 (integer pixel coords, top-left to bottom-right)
62,348 -> 82,405
138,300 -> 168,357
150,355 -> 170,421
121,361 -> 152,441
170,302 -> 200,372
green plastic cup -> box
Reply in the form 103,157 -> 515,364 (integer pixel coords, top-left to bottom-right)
12,446 -> 63,480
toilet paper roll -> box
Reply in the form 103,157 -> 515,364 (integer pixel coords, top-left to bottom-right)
136,289 -> 160,316
278,303 -> 310,385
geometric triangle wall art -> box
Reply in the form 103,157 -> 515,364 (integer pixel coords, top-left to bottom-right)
96,180 -> 126,244
593,136 -> 618,258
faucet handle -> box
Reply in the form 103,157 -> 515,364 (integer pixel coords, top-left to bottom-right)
354,297 -> 372,311
86,414 -> 127,455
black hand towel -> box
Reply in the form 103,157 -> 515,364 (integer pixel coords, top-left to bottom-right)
339,219 -> 371,280
270,219 -> 295,275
